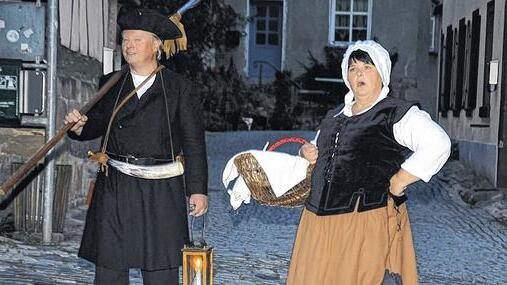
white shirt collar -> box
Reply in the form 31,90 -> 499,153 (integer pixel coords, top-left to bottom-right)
131,72 -> 156,98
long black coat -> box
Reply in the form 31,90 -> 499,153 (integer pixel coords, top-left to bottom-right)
69,67 -> 208,271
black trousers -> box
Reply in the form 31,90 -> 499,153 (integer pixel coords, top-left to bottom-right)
94,266 -> 179,285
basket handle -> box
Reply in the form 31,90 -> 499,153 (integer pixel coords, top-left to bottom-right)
266,137 -> 308,152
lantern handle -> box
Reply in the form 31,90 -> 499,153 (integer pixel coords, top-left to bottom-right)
189,213 -> 208,247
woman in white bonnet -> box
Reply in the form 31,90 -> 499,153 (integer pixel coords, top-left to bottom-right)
287,40 -> 451,284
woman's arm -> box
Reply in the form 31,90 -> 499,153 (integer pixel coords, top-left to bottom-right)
391,106 -> 451,194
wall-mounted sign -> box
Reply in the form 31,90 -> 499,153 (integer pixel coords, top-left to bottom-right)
0,2 -> 45,61
0,75 -> 17,90
0,60 -> 21,124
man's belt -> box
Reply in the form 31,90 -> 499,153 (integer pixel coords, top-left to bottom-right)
107,153 -> 174,166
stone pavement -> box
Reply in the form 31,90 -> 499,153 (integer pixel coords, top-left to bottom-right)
438,160 -> 507,225
0,189 -> 302,284
0,131 -> 505,284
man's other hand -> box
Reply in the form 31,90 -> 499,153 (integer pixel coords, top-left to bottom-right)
189,194 -> 208,217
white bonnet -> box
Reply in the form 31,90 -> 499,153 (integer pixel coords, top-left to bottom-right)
340,40 -> 392,90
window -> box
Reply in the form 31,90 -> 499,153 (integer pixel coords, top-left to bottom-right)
329,0 -> 371,45
438,33 -> 445,115
429,4 -> 443,53
429,16 -> 439,53
480,0 -> 495,118
440,8 -> 484,118
451,18 -> 466,117
439,25 -> 453,116
255,4 -> 281,46
461,20 -> 471,115
464,9 -> 480,117
450,27 -> 458,114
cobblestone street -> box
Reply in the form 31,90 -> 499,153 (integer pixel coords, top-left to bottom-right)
0,131 -> 506,284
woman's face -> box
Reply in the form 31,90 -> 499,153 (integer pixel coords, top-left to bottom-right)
347,59 -> 383,100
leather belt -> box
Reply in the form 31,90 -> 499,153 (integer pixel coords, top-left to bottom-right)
107,153 -> 174,166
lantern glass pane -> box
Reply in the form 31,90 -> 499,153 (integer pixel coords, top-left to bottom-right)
182,247 -> 213,285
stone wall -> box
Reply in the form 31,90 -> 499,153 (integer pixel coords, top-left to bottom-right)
55,46 -> 103,207
0,46 -> 103,223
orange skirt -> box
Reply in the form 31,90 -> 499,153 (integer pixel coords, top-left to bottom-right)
287,199 -> 419,285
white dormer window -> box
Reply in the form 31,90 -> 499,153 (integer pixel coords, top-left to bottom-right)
329,0 -> 372,46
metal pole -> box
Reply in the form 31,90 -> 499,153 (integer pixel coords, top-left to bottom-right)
43,0 -> 58,244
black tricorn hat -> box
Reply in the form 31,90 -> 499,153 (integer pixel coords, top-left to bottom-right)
117,8 -> 182,40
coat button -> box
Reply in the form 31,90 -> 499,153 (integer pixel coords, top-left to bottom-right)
118,125 -> 123,129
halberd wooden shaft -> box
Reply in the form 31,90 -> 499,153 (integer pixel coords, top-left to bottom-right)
0,65 -> 128,197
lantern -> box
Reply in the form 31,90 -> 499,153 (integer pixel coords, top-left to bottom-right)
183,200 -> 213,284
182,244 -> 213,285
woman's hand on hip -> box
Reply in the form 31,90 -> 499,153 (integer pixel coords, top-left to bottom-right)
189,194 -> 208,217
389,169 -> 420,196
389,174 -> 407,197
300,143 -> 318,164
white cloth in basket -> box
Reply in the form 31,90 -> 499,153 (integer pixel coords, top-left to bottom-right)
223,150 -> 310,210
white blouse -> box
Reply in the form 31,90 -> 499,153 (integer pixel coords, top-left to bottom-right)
313,90 -> 451,183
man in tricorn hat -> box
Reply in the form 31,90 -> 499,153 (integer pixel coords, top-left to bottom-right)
64,7 -> 208,284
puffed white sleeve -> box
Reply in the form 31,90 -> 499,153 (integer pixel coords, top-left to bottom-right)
393,106 -> 451,182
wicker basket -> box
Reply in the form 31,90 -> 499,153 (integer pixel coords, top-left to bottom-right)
233,137 -> 313,207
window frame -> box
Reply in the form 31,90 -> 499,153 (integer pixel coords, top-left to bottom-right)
328,0 -> 372,46
429,15 -> 440,53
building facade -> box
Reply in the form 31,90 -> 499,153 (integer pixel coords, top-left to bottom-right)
437,0 -> 506,187
223,0 -> 441,117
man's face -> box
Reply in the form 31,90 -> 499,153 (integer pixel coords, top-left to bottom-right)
121,30 -> 159,67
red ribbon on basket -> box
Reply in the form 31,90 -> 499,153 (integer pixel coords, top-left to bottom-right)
266,137 -> 309,152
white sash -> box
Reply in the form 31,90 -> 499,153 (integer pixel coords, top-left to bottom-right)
108,159 -> 184,179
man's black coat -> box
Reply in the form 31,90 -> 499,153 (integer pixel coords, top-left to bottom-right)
69,67 -> 208,270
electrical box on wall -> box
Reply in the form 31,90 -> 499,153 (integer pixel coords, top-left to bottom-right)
489,60 -> 499,86
0,60 -> 46,126
0,2 -> 45,62
19,69 -> 45,115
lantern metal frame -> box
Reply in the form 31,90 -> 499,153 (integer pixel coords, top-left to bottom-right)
182,213 -> 213,285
